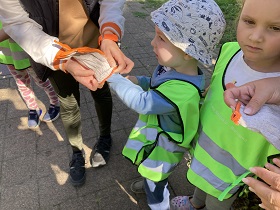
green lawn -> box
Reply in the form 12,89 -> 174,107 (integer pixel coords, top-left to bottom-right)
215,0 -> 242,43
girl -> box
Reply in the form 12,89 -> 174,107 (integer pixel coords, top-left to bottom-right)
0,22 -> 60,128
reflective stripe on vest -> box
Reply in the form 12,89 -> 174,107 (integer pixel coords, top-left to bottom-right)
123,80 -> 201,182
187,42 -> 280,200
199,131 -> 246,176
0,22 -> 30,69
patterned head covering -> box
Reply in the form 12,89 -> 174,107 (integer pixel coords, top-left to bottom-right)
151,0 -> 226,65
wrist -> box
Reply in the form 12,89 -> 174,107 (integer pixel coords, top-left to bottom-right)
61,60 -> 69,73
98,33 -> 121,48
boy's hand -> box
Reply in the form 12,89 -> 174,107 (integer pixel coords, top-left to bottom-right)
126,75 -> 138,84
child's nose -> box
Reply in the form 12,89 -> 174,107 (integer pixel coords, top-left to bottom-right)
151,37 -> 156,47
249,28 -> 264,43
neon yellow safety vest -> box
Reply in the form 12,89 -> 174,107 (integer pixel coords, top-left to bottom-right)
187,42 -> 280,200
122,79 -> 201,182
0,22 -> 30,70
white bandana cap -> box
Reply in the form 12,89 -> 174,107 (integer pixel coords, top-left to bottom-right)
151,0 -> 226,65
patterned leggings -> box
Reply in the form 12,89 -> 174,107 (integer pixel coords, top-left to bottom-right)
7,65 -> 59,110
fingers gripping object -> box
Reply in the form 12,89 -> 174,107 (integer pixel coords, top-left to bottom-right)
226,83 -> 280,149
72,53 -> 116,83
226,82 -> 242,125
54,40 -> 116,83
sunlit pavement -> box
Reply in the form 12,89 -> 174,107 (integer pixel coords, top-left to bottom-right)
0,1 -> 215,209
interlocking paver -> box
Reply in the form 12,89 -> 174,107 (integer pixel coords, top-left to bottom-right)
0,1 -> 217,209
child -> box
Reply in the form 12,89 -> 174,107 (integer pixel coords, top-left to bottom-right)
171,0 -> 280,209
0,22 -> 60,128
106,0 -> 226,209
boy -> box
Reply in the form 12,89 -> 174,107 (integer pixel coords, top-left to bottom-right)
107,0 -> 226,209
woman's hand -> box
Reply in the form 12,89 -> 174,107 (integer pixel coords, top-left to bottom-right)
100,39 -> 134,74
224,77 -> 280,115
242,158 -> 280,210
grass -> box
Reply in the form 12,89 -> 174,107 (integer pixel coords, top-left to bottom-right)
132,11 -> 149,18
215,0 -> 242,43
137,0 -> 167,8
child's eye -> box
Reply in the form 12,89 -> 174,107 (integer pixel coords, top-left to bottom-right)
270,26 -> 280,31
158,35 -> 165,41
243,19 -> 254,25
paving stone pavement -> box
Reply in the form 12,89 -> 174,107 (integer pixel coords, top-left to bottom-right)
0,1 -> 216,209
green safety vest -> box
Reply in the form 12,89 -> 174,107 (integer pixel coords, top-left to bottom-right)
0,22 -> 30,70
122,79 -> 201,182
187,42 -> 280,200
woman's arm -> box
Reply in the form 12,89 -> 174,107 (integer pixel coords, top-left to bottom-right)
0,0 -> 100,90
99,0 -> 134,74
0,0 -> 59,70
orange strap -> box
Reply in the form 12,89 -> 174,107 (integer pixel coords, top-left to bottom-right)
98,34 -> 119,46
54,40 -> 104,59
53,40 -> 105,71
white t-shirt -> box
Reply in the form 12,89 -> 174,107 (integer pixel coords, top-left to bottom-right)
224,51 -> 280,85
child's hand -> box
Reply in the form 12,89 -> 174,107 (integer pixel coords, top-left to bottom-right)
126,75 -> 138,85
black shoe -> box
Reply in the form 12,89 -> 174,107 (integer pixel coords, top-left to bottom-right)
69,150 -> 85,186
28,109 -> 42,128
43,104 -> 60,122
130,178 -> 145,194
90,135 -> 112,168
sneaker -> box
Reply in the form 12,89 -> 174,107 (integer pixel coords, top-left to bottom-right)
170,196 -> 206,210
90,135 -> 112,167
130,178 -> 145,194
28,109 -> 42,128
43,104 -> 60,122
69,150 -> 86,187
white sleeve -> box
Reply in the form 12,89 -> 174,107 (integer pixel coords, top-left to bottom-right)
99,0 -> 125,38
0,0 -> 60,70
